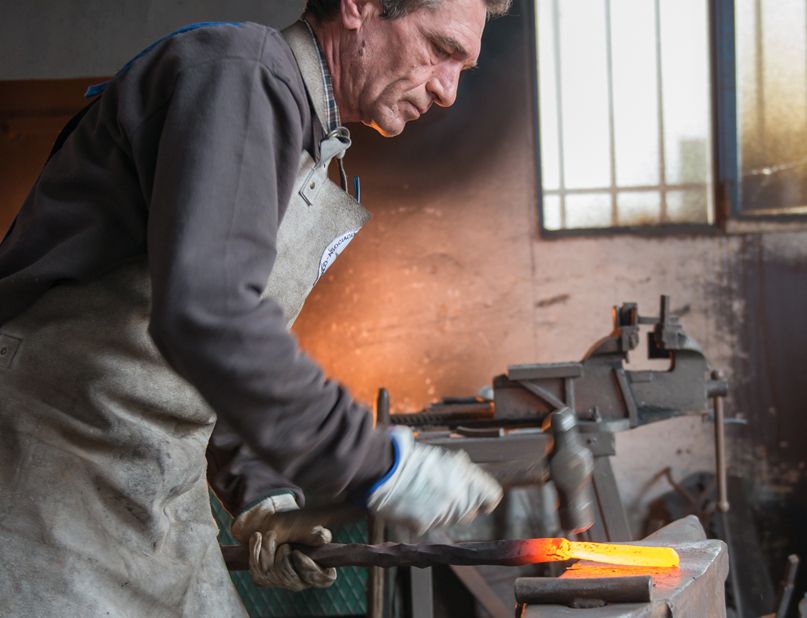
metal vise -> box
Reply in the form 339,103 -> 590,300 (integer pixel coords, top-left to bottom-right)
494,295 -> 728,430
493,296 -> 727,431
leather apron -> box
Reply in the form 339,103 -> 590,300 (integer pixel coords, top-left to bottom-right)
0,22 -> 367,617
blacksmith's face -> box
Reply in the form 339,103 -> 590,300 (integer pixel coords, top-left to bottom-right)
344,0 -> 487,136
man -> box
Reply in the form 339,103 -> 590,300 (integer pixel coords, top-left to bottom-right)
0,0 -> 509,615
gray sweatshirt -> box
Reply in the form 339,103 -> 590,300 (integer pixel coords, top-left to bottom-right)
0,21 -> 391,513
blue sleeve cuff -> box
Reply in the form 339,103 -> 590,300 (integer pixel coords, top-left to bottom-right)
366,433 -> 401,499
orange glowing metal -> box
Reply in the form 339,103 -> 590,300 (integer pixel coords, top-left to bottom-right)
522,538 -> 680,568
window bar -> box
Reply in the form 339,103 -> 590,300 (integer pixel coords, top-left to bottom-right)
551,0 -> 568,228
654,0 -> 669,221
544,181 -> 708,196
710,0 -> 739,219
604,0 -> 620,226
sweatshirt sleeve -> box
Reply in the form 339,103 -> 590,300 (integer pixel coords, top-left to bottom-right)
206,416 -> 304,514
143,54 -> 392,502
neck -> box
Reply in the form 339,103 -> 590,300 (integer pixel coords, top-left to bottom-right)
306,14 -> 360,123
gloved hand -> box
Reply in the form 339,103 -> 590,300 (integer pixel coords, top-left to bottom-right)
231,493 -> 337,592
367,427 -> 503,536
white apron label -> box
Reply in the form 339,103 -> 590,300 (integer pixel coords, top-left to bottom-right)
317,229 -> 359,282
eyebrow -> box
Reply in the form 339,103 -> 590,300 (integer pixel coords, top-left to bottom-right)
430,33 -> 478,69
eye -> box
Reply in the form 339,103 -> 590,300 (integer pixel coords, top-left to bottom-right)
431,41 -> 451,60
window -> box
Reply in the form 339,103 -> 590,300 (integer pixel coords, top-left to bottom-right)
534,0 -> 807,233
734,0 -> 807,216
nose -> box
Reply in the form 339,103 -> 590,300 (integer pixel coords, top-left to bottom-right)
426,63 -> 462,108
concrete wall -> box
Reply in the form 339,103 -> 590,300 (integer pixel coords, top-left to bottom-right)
2,0 -> 805,583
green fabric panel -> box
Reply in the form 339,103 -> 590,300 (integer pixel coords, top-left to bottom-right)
211,493 -> 368,617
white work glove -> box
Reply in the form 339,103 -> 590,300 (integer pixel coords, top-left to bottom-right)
367,427 -> 503,536
231,493 -> 337,592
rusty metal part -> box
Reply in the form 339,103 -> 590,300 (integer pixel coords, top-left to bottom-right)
514,576 -> 652,606
548,408 -> 595,534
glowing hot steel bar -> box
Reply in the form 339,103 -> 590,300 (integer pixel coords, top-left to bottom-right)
521,538 -> 680,569
224,538 -> 680,571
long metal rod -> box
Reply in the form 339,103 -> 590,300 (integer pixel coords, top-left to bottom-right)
711,370 -> 729,513
223,540 -> 547,571
713,390 -> 730,513
221,538 -> 677,572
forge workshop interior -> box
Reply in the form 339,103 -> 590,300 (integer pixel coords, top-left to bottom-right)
1,0 -> 806,617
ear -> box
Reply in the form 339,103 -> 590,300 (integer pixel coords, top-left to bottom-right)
339,0 -> 382,31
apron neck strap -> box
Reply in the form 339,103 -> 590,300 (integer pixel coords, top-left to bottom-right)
281,21 -> 337,141
282,21 -> 351,189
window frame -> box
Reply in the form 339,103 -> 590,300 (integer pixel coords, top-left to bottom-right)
527,0 -> 807,238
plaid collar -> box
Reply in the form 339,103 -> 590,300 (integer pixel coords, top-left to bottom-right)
302,19 -> 341,133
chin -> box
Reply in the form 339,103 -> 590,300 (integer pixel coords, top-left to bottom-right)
364,107 -> 408,137
365,119 -> 406,138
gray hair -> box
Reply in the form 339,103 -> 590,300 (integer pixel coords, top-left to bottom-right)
305,0 -> 512,21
